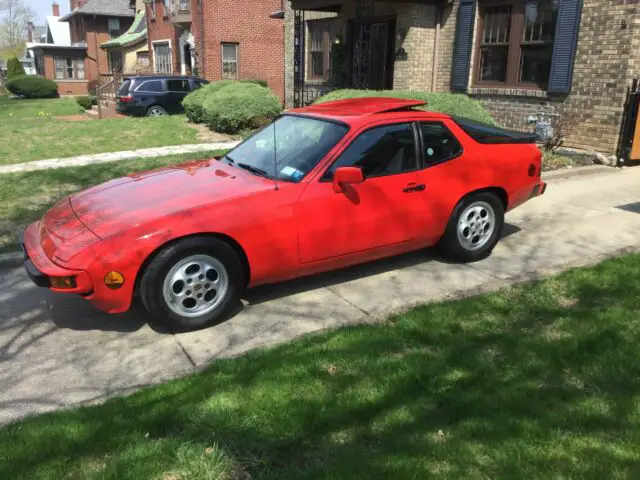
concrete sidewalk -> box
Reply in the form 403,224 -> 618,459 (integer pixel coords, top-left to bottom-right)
0,141 -> 241,175
0,166 -> 638,425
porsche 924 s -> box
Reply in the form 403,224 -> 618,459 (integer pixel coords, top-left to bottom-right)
20,97 -> 546,331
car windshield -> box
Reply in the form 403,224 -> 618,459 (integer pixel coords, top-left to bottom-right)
223,115 -> 348,183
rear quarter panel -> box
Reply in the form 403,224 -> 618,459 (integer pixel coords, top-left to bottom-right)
442,119 -> 542,212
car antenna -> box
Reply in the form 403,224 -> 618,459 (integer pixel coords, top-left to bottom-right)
273,120 -> 279,191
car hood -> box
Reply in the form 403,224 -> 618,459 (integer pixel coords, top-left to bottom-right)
70,159 -> 272,239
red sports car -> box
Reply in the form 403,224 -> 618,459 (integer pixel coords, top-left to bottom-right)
21,97 -> 546,331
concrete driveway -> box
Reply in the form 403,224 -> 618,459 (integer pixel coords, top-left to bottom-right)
1,166 -> 640,425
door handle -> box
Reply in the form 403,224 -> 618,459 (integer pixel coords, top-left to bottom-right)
403,183 -> 426,193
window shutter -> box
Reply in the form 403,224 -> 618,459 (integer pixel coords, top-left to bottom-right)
451,0 -> 476,92
548,0 -> 583,94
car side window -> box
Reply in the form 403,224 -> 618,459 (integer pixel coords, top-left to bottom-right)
167,79 -> 191,92
420,122 -> 462,166
135,80 -> 164,93
324,123 -> 416,180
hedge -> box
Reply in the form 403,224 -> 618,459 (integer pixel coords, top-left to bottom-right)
183,80 -> 282,134
315,89 -> 496,125
76,96 -> 93,110
6,75 -> 58,99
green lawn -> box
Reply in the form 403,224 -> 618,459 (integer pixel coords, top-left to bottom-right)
2,254 -> 640,479
0,97 -> 202,164
0,150 -> 227,253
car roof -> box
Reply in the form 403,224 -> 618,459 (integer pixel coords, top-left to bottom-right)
125,75 -> 204,81
287,97 -> 451,125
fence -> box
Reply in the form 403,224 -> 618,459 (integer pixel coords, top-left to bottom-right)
617,77 -> 640,165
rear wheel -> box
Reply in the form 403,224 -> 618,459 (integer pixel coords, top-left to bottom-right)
439,192 -> 504,262
146,105 -> 167,117
140,237 -> 243,332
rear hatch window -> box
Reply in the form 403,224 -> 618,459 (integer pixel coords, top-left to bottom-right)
453,117 -> 537,144
117,79 -> 132,96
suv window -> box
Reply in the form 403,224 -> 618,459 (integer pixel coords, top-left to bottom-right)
135,80 -> 164,93
420,123 -> 462,166
117,79 -> 131,96
325,123 -> 416,179
167,79 -> 191,92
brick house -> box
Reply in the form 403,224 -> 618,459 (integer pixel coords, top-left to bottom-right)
26,3 -> 89,95
146,0 -> 285,99
285,0 -> 640,155
61,0 -> 135,82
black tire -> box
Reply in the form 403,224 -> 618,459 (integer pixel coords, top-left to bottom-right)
140,237 -> 244,332
146,105 -> 167,117
439,191 -> 505,263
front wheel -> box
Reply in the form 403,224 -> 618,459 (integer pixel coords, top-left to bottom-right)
439,192 -> 505,262
140,237 -> 244,332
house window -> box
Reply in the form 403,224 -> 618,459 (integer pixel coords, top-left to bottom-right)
154,42 -> 172,73
475,0 -> 558,89
307,20 -> 336,80
150,0 -> 156,18
221,43 -> 238,79
137,52 -> 150,67
54,57 -> 85,80
108,18 -> 120,38
162,0 -> 171,16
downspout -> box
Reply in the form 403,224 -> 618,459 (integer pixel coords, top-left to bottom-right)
94,14 -> 103,119
431,3 -> 443,92
198,0 -> 206,76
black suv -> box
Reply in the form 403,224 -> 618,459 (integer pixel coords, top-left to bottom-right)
116,75 -> 208,117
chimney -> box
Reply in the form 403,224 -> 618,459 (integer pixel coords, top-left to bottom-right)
52,2 -> 60,16
27,21 -> 34,42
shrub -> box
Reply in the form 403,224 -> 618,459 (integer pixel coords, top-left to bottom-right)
315,89 -> 496,125
76,96 -> 93,110
240,79 -> 268,88
202,82 -> 282,133
182,80 -> 236,123
6,75 -> 58,99
6,57 -> 26,80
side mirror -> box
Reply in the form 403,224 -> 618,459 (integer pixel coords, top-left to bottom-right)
332,166 -> 364,193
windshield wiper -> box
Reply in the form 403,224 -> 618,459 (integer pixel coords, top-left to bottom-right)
237,162 -> 272,179
223,154 -> 236,164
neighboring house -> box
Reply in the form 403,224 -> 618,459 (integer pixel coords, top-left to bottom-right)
101,0 -> 150,74
26,3 -> 88,95
285,0 -> 640,155
61,0 -> 135,80
146,0 -> 284,99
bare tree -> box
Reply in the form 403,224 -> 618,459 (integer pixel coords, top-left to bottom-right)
0,0 -> 35,59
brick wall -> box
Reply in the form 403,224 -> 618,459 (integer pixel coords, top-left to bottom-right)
146,0 -> 181,74
448,0 -> 640,154
199,0 -> 285,100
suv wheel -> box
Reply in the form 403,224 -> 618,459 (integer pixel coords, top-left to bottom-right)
147,105 -> 167,117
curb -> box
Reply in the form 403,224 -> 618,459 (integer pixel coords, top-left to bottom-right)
0,251 -> 22,269
542,165 -> 617,182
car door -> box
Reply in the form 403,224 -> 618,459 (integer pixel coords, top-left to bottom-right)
297,122 -> 430,264
413,120 -> 466,241
165,79 -> 192,113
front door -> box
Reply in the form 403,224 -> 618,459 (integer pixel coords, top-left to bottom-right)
298,122 -> 428,264
165,78 -> 192,113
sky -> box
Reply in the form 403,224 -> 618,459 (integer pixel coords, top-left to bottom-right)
29,0 -> 70,24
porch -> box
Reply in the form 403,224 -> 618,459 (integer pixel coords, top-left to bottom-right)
286,0 -> 447,107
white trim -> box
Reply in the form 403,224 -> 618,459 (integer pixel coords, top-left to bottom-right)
151,39 -> 173,74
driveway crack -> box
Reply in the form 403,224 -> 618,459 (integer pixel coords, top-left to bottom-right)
172,334 -> 197,368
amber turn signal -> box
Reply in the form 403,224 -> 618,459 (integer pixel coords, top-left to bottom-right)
49,276 -> 76,290
104,271 -> 125,289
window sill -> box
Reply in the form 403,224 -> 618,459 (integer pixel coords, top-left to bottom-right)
468,87 -> 548,99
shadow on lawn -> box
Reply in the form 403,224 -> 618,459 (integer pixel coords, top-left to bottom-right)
2,254 -> 640,479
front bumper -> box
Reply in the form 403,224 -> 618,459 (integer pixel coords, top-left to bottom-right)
19,223 -> 93,294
